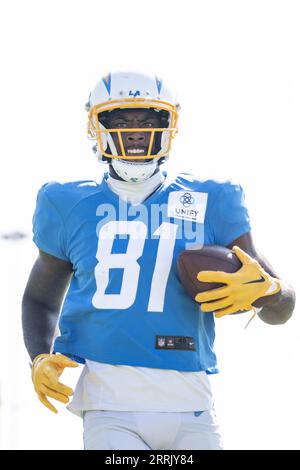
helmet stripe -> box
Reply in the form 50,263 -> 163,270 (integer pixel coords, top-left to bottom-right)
155,76 -> 163,95
102,73 -> 112,95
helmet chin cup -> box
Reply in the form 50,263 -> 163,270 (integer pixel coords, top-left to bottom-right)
111,159 -> 158,183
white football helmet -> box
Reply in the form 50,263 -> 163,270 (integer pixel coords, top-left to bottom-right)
86,71 -> 180,182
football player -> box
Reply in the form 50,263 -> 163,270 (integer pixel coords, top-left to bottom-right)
22,71 -> 295,450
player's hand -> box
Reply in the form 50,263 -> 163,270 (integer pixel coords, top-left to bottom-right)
31,353 -> 79,414
195,246 -> 281,317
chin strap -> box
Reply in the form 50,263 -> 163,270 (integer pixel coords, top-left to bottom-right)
111,159 -> 158,183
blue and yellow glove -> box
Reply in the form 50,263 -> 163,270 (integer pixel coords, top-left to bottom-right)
195,246 -> 281,318
31,353 -> 78,413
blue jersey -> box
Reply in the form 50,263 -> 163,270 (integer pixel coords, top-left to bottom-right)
32,172 -> 251,373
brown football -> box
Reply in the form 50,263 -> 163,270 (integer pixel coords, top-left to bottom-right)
177,245 -> 242,301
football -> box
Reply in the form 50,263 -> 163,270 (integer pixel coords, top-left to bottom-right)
177,245 -> 242,300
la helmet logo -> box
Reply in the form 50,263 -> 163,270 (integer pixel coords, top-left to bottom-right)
129,90 -> 141,97
180,192 -> 195,208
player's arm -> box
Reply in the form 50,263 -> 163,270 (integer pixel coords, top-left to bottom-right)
227,232 -> 295,325
22,249 -> 73,360
22,250 -> 78,413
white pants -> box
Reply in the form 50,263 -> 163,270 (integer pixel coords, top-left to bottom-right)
83,410 -> 223,450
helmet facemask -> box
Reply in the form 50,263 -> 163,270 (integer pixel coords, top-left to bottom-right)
95,108 -> 171,182
88,99 -> 178,161
98,108 -> 168,155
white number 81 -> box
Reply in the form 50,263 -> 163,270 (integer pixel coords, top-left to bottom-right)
92,221 -> 178,312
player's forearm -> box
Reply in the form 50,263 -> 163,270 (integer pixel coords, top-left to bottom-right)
253,280 -> 295,325
22,294 -> 59,361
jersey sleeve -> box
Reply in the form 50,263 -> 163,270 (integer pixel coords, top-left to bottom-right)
211,182 -> 251,246
32,184 -> 69,261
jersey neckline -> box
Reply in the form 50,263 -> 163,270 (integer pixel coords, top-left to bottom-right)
99,171 -> 172,207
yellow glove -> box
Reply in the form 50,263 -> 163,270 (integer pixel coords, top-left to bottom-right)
31,353 -> 79,414
195,246 -> 281,318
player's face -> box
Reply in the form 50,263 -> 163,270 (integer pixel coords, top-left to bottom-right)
106,109 -> 163,161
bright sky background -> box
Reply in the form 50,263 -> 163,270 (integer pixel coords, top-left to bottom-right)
0,0 -> 299,450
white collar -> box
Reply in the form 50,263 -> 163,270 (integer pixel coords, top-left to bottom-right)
107,171 -> 165,205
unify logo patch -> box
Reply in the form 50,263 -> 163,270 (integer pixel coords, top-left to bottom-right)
167,191 -> 208,223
